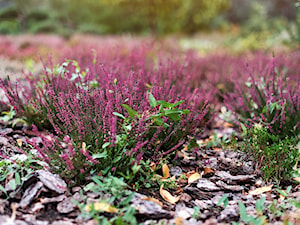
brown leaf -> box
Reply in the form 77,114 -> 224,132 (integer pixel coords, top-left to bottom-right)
203,167 -> 214,176
248,184 -> 273,195
224,122 -> 234,128
160,184 -> 180,204
162,164 -> 170,179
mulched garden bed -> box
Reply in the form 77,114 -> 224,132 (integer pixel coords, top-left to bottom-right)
0,114 -> 299,225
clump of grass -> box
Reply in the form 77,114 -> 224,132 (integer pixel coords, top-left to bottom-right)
240,124 -> 299,181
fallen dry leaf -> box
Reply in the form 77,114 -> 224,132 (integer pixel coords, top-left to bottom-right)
160,184 -> 180,204
141,197 -> 163,207
85,202 -> 118,213
16,139 -> 22,147
248,184 -> 273,195
175,217 -> 184,225
162,164 -> 170,179
203,168 -> 214,176
188,172 -> 201,184
224,122 -> 234,128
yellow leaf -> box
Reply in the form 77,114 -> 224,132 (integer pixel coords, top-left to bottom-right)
248,184 -> 273,195
188,172 -> 201,184
84,202 -> 118,213
160,184 -> 180,204
162,164 -> 170,179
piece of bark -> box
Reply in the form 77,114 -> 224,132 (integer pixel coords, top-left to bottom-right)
196,179 -> 221,191
20,181 -> 44,209
36,170 -> 67,194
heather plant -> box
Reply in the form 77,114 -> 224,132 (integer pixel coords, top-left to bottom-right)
1,58 -> 210,184
224,58 -> 300,139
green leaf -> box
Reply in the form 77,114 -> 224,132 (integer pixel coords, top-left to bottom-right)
153,117 -> 164,126
172,100 -> 185,107
240,123 -> 247,135
12,118 -> 27,127
286,185 -> 292,194
164,108 -> 181,115
148,92 -> 157,108
92,176 -> 103,187
238,201 -> 254,223
112,112 -> 126,120
102,142 -> 111,149
9,179 -> 16,191
15,172 -> 21,186
255,196 -> 265,214
182,109 -> 190,114
121,104 -> 138,118
93,151 -> 108,159
0,184 -> 7,195
165,113 -> 181,121
217,194 -> 229,208
157,100 -> 172,108
113,156 -> 122,163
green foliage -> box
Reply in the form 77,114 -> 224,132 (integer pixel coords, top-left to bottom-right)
75,175 -> 140,225
239,124 -> 299,181
286,0 -> 300,47
226,1 -> 292,52
0,0 -> 230,34
0,153 -> 44,198
237,199 -> 267,225
217,194 -> 229,208
0,106 -> 27,127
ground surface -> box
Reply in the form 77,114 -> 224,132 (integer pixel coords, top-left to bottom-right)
0,34 -> 299,225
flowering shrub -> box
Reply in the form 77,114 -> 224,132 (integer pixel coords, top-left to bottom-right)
224,58 -> 300,139
224,57 -> 300,181
1,56 -> 210,183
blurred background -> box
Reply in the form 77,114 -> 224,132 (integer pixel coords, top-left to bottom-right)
0,0 -> 299,50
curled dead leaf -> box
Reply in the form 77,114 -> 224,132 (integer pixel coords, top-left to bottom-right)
162,164 -> 170,179
248,184 -> 273,195
188,172 -> 201,184
203,167 -> 214,176
84,202 -> 118,213
160,184 -> 180,204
